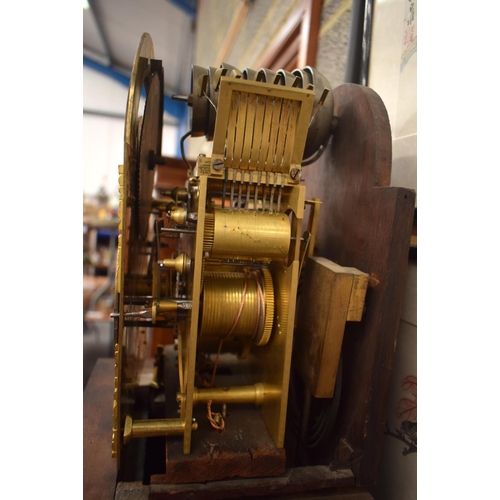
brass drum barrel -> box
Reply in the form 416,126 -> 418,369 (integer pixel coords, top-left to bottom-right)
200,269 -> 274,346
203,209 -> 290,260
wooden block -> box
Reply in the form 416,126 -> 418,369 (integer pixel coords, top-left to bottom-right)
295,256 -> 364,398
151,404 -> 285,484
154,159 -> 189,189
344,267 -> 369,322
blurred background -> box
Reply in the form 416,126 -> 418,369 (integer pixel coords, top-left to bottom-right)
83,1 -> 197,384
82,1 -> 416,498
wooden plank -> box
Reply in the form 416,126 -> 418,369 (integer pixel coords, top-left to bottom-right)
256,5 -> 304,71
153,159 -> 190,195
115,482 -> 147,500
147,466 -> 354,499
215,0 -> 249,67
151,403 -> 286,484
298,0 -> 323,68
257,0 -> 322,71
301,83 -> 416,485
83,358 -> 117,500
115,482 -> 373,500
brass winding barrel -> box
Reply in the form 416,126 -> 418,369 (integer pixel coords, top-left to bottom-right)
203,209 -> 290,260
200,269 -> 274,346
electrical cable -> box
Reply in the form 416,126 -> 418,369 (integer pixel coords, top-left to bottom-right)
180,129 -> 192,173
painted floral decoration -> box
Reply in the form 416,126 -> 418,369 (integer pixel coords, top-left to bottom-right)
386,374 -> 417,455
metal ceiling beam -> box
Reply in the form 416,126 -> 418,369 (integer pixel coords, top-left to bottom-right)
83,108 -> 178,127
166,0 -> 197,19
84,44 -> 184,98
83,56 -> 187,123
87,0 -> 114,65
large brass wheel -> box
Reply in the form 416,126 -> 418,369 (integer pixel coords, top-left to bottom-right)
113,33 -> 164,467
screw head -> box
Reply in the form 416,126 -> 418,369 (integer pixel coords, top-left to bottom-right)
212,159 -> 224,171
290,168 -> 301,180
